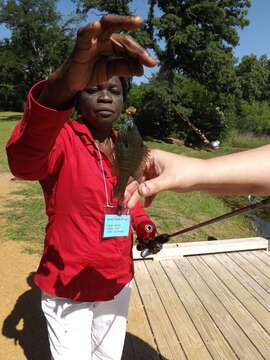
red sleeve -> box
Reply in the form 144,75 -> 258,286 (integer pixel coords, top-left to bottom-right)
6,80 -> 72,180
131,201 -> 157,239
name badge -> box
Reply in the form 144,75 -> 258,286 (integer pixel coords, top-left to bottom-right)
103,214 -> 131,238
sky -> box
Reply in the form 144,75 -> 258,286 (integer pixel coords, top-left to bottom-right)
234,0 -> 270,61
0,0 -> 270,82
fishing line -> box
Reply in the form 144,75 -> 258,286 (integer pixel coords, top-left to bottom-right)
140,196 -> 270,257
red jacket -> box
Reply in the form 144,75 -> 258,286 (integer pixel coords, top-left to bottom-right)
6,80 -> 156,301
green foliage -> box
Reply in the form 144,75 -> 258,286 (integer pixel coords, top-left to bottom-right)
1,0 -> 270,142
148,0 -> 251,91
128,73 -> 229,142
129,74 -> 186,138
235,100 -> 270,135
75,0 -> 250,95
0,0 -> 78,110
73,0 -> 132,16
236,54 -> 270,102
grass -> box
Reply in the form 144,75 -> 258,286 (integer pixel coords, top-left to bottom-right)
0,112 -> 47,252
2,184 -> 46,245
0,115 -> 21,172
1,112 -> 270,249
225,130 -> 270,149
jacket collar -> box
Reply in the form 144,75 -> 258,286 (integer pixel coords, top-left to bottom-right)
70,116 -> 118,145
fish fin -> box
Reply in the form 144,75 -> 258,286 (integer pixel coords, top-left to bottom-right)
133,145 -> 150,182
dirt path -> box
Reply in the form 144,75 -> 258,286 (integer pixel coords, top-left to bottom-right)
0,173 -> 49,360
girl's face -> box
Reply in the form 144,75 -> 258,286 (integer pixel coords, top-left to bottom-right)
77,76 -> 124,130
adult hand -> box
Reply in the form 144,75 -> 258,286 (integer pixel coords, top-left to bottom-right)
124,145 -> 270,209
49,15 -> 157,92
123,150 -> 201,209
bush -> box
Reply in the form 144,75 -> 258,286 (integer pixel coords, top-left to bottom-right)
127,73 -> 230,142
235,100 -> 270,135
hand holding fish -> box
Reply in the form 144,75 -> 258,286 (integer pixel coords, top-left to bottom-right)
123,145 -> 270,209
123,150 -> 194,209
38,15 -> 157,108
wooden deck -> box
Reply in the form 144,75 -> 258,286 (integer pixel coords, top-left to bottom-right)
122,238 -> 270,360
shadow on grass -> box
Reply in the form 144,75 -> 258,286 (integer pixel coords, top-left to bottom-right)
0,114 -> 22,122
208,236 -> 218,241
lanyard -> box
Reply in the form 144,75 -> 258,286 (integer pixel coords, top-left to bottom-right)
95,139 -> 130,215
95,141 -> 131,237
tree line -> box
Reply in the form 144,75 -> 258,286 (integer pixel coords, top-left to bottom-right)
1,0 -> 270,145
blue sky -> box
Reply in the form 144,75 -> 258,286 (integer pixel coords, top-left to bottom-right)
56,0 -> 270,59
234,0 -> 270,61
0,0 -> 269,82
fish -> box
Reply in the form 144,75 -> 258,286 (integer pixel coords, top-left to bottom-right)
113,107 -> 150,209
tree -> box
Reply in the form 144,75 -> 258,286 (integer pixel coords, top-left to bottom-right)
0,0 -> 78,110
73,0 -> 132,16
236,54 -> 270,102
148,1 -> 250,91
75,0 -> 250,87
72,0 -> 157,51
74,0 -> 250,141
128,73 -> 228,142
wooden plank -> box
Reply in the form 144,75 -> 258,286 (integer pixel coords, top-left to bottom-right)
133,237 -> 268,260
145,260 -> 212,360
176,256 -> 264,360
171,238 -> 268,257
189,255 -> 270,359
240,251 -> 270,278
125,280 -> 158,360
204,254 -> 270,334
160,260 -> 238,360
212,253 -> 270,312
253,250 -> 270,269
177,237 -> 267,249
227,252 -> 270,291
134,261 -> 186,360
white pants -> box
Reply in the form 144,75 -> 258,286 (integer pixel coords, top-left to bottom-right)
41,282 -> 132,360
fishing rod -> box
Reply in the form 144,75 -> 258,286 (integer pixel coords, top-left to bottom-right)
138,196 -> 270,258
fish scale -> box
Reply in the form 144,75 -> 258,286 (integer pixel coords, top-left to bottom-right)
113,110 -> 149,208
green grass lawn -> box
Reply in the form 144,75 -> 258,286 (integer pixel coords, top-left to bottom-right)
1,111 -> 268,251
0,113 -> 21,172
0,113 -> 47,252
